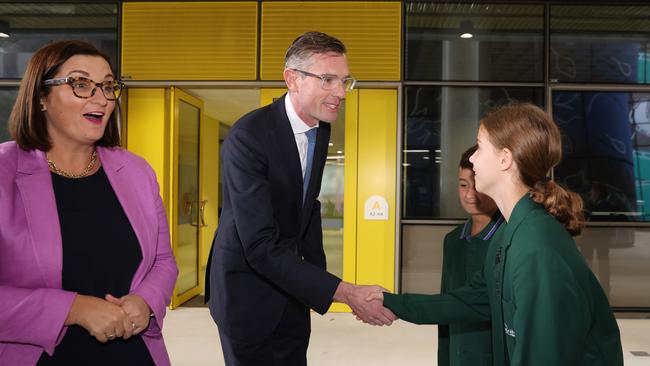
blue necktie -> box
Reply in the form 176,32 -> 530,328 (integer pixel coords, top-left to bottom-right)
303,128 -> 317,202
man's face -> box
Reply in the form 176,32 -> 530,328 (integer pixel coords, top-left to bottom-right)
285,52 -> 350,126
458,167 -> 497,216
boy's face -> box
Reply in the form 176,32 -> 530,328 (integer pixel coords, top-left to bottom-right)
458,167 -> 497,216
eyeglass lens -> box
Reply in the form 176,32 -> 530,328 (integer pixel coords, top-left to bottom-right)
70,77 -> 122,100
321,76 -> 355,91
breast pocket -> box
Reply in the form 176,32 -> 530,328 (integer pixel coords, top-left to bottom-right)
502,299 -> 517,358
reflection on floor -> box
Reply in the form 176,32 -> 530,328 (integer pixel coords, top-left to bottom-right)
163,306 -> 650,366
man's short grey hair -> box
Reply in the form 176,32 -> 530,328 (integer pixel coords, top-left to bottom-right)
284,31 -> 347,70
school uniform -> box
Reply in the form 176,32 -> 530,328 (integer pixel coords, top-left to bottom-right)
438,213 -> 503,366
385,194 -> 623,366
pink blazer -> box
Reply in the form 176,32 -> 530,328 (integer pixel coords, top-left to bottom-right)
0,141 -> 178,365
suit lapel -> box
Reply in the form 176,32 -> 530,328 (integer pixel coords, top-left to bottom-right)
15,148 -> 62,288
98,147 -> 151,288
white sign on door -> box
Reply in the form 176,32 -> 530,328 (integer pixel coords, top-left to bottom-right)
364,195 -> 389,220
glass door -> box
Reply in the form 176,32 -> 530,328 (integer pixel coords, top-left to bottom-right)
171,88 -> 204,308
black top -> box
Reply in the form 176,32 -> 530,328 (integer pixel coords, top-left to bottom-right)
37,167 -> 154,366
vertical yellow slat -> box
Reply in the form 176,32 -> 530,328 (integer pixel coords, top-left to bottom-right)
200,115 -> 220,294
261,1 -> 401,81
122,2 -> 258,80
355,89 -> 397,291
126,88 -> 171,217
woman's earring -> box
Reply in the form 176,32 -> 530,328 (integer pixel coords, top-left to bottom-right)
40,104 -> 46,111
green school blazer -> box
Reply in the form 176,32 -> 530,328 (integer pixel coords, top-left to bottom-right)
438,214 -> 504,366
385,195 -> 623,366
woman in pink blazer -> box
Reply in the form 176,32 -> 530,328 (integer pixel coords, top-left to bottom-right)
0,40 -> 178,365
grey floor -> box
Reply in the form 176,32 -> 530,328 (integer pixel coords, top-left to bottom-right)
162,307 -> 650,366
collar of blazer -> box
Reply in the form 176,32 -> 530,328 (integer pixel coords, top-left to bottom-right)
503,194 -> 540,247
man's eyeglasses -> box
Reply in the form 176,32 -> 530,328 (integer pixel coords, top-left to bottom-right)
43,76 -> 125,101
291,69 -> 356,92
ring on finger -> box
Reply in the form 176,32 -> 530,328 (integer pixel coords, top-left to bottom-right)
106,333 -> 115,340
131,322 -> 137,331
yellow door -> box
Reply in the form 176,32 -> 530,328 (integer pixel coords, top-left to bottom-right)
260,89 -> 397,312
171,88 -> 204,308
126,87 -> 218,309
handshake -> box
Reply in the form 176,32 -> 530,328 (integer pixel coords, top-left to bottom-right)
333,282 -> 398,326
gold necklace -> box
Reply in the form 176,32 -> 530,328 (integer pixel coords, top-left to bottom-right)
47,150 -> 98,178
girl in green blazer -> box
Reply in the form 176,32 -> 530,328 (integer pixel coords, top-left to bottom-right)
370,104 -> 623,366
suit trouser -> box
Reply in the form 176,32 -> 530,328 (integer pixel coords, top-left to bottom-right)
218,297 -> 311,366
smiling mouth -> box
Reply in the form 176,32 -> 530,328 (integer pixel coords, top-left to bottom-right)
84,112 -> 104,123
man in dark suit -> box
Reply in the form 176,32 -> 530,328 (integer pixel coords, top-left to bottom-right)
205,32 -> 396,365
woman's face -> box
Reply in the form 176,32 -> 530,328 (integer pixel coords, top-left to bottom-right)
469,126 -> 503,197
40,54 -> 115,150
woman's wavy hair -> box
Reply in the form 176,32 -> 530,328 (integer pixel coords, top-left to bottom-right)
480,103 -> 585,235
8,40 -> 120,151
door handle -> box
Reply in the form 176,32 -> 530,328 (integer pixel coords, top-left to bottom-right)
198,200 -> 208,227
189,200 -> 208,227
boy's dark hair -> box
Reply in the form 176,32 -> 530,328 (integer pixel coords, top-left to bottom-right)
459,145 -> 478,170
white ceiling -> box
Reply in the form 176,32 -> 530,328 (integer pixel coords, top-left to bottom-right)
187,88 -> 260,126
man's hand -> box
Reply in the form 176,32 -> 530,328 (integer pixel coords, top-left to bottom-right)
105,294 -> 152,339
333,282 -> 397,326
365,291 -> 384,302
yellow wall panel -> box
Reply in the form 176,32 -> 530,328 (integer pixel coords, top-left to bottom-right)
261,2 -> 401,81
356,89 -> 397,291
122,2 -> 257,80
200,115 -> 219,297
126,88 -> 171,215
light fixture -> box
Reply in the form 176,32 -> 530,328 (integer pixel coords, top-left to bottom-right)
459,20 -> 474,39
0,20 -> 10,38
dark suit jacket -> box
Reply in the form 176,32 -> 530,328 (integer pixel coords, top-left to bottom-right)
206,95 -> 341,342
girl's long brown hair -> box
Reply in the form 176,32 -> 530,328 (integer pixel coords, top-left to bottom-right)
481,103 -> 585,235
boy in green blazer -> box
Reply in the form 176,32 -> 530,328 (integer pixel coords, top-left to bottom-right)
438,145 -> 502,366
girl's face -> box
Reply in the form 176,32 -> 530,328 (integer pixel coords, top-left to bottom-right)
469,126 -> 503,197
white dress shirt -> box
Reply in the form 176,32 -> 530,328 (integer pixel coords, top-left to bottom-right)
284,94 -> 318,178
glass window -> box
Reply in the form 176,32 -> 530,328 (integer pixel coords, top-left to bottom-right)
0,87 -> 17,143
400,224 -> 450,294
574,226 -> 650,307
550,5 -> 650,84
405,2 -> 544,82
402,86 -> 543,219
0,3 -> 118,79
553,91 -> 650,222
